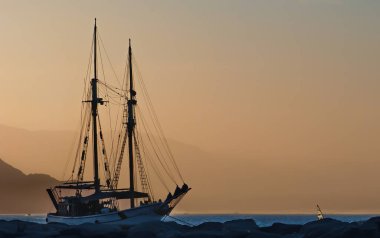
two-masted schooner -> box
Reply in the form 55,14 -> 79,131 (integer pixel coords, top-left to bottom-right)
46,19 -> 190,225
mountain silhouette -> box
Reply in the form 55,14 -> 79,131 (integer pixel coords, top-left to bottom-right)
0,158 -> 58,213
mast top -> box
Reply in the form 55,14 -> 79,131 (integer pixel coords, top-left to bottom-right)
95,18 -> 97,26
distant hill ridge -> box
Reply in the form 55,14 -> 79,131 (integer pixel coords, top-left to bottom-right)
0,158 -> 58,213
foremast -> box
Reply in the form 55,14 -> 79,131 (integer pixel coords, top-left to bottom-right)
91,19 -> 103,193
127,39 -> 137,208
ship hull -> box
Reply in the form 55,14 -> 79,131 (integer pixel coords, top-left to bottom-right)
46,203 -> 166,225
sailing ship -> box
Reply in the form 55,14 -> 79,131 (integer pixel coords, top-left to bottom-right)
46,19 -> 190,225
316,204 -> 324,220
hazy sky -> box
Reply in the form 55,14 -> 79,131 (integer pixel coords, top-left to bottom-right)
1,1 -> 380,151
1,1 -> 380,212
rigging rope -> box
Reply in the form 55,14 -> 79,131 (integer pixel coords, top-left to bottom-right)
76,112 -> 91,182
136,106 -> 178,185
69,98 -> 91,179
63,36 -> 94,182
97,115 -> 112,187
96,31 -> 130,189
97,31 -> 125,181
139,136 -> 170,191
133,132 -> 154,201
133,56 -> 185,183
98,33 -> 122,88
135,116 -> 170,192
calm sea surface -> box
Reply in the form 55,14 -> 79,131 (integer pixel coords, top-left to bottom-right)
165,214 -> 378,226
0,214 -> 377,227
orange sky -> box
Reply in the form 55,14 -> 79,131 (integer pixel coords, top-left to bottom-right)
0,0 -> 380,213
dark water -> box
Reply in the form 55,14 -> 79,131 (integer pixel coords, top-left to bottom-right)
165,214 -> 378,226
0,214 -> 377,227
0,214 -> 47,224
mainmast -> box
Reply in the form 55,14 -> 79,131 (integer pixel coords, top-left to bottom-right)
91,19 -> 101,192
127,39 -> 136,208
